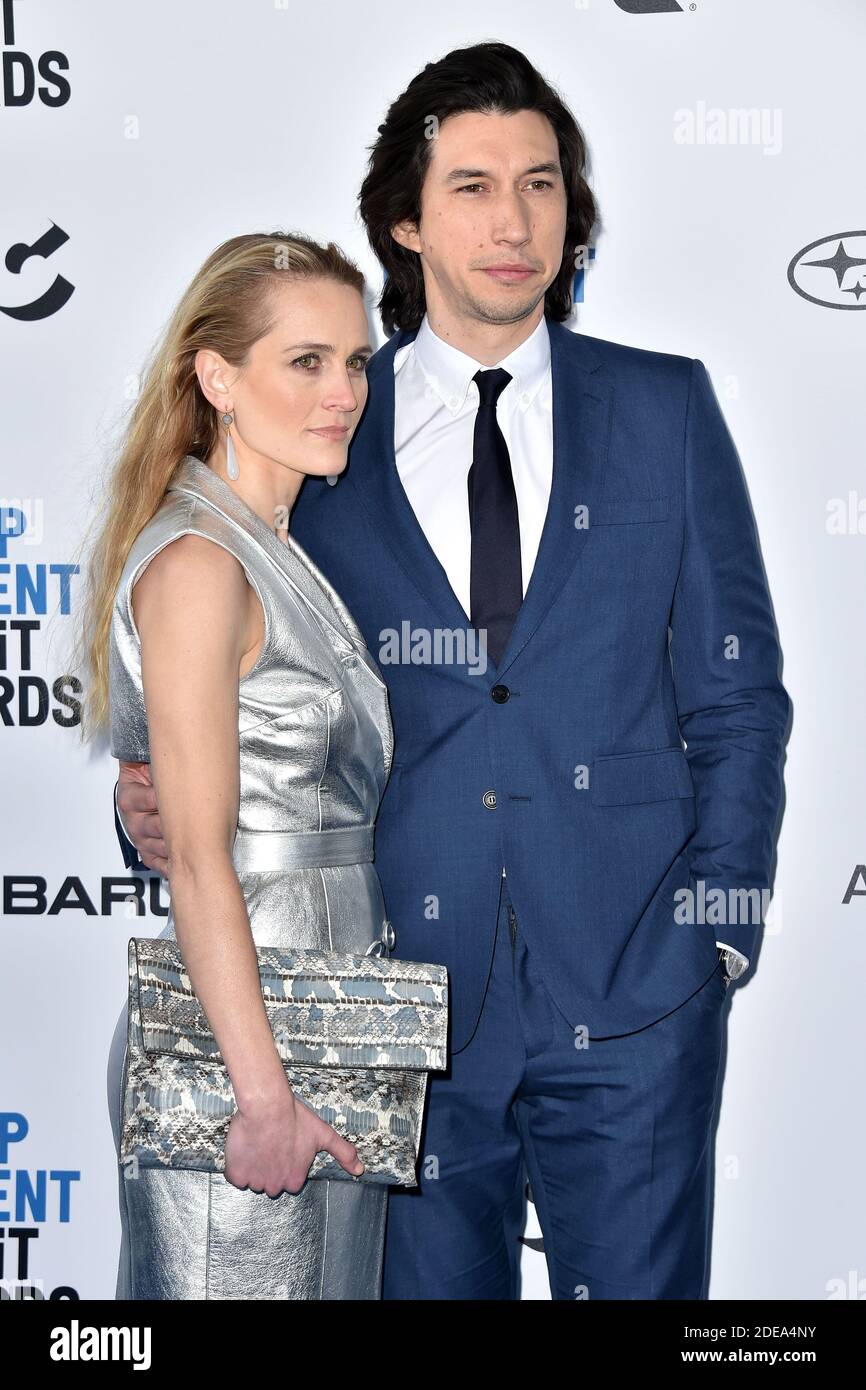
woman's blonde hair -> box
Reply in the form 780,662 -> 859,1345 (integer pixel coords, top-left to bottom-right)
73,230 -> 365,742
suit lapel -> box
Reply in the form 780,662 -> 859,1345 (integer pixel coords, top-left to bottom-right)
344,317 -> 613,681
493,320 -> 612,679
346,325 -> 473,635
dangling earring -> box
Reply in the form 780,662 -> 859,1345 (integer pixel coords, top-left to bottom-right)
222,411 -> 239,480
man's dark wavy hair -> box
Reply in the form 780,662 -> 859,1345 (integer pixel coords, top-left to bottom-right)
358,41 -> 599,336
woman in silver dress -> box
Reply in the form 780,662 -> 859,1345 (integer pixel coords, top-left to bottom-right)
80,232 -> 397,1298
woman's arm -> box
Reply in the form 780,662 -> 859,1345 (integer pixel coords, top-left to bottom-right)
135,534 -> 287,1108
133,533 -> 364,1192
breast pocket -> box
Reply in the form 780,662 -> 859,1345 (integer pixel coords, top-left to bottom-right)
589,495 -> 672,526
591,744 -> 694,806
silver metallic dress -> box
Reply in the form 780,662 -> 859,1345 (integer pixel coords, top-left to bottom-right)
106,454 -> 396,1300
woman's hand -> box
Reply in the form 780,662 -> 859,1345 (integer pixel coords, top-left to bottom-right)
224,1084 -> 365,1195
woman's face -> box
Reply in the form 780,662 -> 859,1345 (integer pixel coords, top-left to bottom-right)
218,276 -> 373,482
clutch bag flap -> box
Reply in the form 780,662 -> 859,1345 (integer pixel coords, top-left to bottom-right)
127,936 -> 448,1070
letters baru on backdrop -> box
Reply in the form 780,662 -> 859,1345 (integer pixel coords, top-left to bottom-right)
1,0 -> 864,1300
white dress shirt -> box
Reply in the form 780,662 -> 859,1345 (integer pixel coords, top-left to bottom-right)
392,312 -> 553,620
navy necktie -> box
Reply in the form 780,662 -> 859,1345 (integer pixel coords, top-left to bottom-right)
467,367 -> 523,667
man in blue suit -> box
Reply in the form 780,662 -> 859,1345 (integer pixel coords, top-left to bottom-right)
115,41 -> 790,1298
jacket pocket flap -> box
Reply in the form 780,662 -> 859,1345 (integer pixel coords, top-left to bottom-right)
591,745 -> 694,805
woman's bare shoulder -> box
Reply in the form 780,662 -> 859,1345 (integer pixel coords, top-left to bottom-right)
132,531 -> 250,647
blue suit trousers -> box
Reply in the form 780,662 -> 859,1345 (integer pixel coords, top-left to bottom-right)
383,879 -> 726,1300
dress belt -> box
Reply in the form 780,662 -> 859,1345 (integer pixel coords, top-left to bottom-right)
231,824 -> 375,872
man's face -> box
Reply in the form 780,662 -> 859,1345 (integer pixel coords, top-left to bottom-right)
393,108 -> 568,329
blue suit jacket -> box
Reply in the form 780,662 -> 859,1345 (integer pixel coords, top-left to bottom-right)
116,318 -> 791,1047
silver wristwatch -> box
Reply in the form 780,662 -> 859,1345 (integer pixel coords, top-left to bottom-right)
717,946 -> 748,984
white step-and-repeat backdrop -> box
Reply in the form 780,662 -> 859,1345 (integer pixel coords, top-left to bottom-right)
2,0 -> 863,1301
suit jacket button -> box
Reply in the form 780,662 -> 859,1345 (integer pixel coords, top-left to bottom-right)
483,790 -> 497,809
491,684 -> 510,703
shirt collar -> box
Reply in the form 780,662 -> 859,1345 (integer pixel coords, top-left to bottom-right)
407,311 -> 550,415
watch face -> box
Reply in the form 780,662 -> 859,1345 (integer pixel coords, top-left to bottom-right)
723,951 -> 748,980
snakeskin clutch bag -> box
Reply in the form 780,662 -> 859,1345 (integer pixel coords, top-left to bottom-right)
120,936 -> 448,1187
